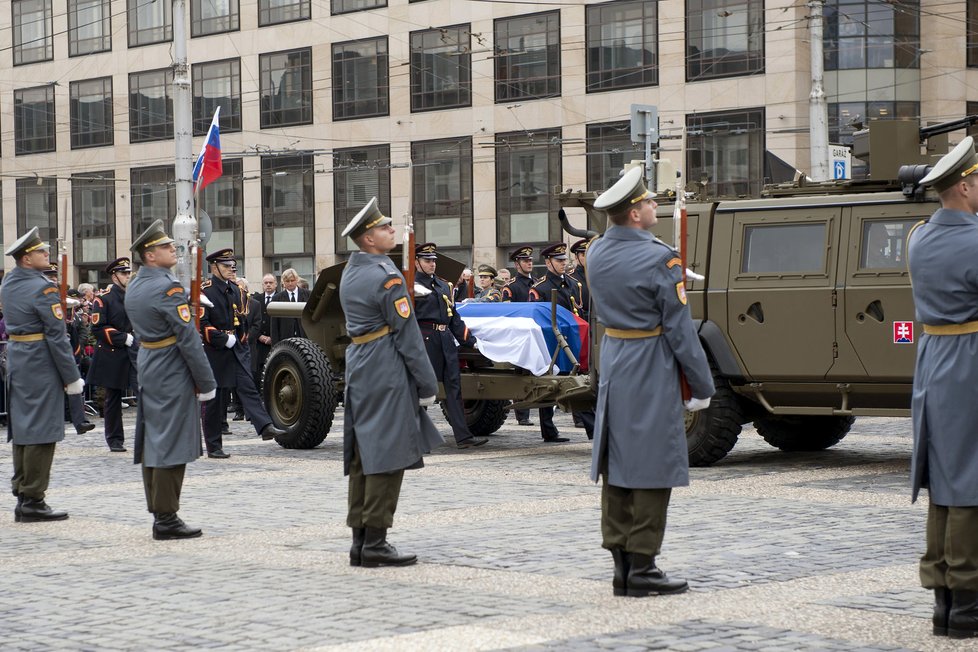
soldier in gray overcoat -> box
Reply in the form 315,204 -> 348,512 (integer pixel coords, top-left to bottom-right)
125,220 -> 217,541
586,167 -> 715,598
3,228 -> 84,522
340,197 -> 443,568
907,136 -> 978,639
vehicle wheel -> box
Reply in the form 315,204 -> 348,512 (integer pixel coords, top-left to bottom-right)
754,414 -> 855,452
262,338 -> 339,449
686,365 -> 745,467
440,399 -> 509,437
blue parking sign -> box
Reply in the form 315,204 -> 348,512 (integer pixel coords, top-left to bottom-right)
834,160 -> 847,179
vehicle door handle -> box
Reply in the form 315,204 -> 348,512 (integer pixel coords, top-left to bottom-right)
738,302 -> 764,324
857,300 -> 885,323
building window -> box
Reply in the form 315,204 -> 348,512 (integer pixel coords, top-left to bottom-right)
12,0 -> 53,65
971,1 -> 978,68
495,129 -> 562,246
71,173 -> 116,265
494,11 -> 561,102
129,68 -> 174,143
192,0 -> 238,37
824,0 -> 919,70
260,48 -> 313,128
333,145 -> 391,255
410,25 -> 471,112
586,0 -> 657,92
69,0 -> 110,56
262,155 -> 314,256
199,159 -> 244,261
586,121 -> 642,228
14,85 -> 56,155
258,0 -> 309,26
127,0 -> 172,47
687,108 -> 765,198
332,37 -> 389,120
828,101 -> 918,145
411,138 -> 473,253
130,166 -> 175,237
70,78 -> 114,150
193,58 -> 242,134
332,0 -> 385,14
686,0 -> 763,81
16,177 -> 58,243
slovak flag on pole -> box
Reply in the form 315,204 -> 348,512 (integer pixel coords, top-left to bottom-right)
192,106 -> 222,192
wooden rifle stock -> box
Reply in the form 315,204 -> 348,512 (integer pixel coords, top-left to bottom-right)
59,249 -> 68,319
403,215 -> 416,303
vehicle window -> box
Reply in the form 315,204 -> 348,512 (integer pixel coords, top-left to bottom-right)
859,218 -> 919,269
741,223 -> 826,273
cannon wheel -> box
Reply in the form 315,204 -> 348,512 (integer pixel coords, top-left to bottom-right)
441,399 -> 509,437
262,338 -> 338,449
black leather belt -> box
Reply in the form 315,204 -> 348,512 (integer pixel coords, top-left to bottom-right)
418,322 -> 447,332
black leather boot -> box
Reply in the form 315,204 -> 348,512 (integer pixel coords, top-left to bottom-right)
13,493 -> 23,520
361,527 -> 417,567
625,554 -> 688,597
949,590 -> 978,639
350,527 -> 365,567
934,587 -> 952,636
611,548 -> 629,597
152,513 -> 203,540
16,497 -> 69,523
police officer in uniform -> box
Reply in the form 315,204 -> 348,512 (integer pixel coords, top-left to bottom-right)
88,257 -> 138,452
908,136 -> 978,639
414,243 -> 488,449
501,246 -> 536,426
199,249 -> 285,458
340,198 -> 443,567
473,264 -> 502,302
125,220 -> 217,539
587,166 -> 715,597
568,239 -> 591,319
3,227 -> 84,522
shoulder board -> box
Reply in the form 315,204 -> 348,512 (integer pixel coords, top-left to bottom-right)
166,286 -> 184,297
102,285 -> 113,294
530,278 -> 546,288
378,260 -> 399,275
201,280 -> 212,289
42,286 -> 59,296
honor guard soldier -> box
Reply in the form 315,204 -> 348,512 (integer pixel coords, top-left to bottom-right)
199,249 -> 285,458
125,220 -> 217,539
568,238 -> 592,319
528,242 -> 592,442
473,265 -> 502,302
340,198 -> 444,567
501,246 -> 536,426
414,243 -> 489,449
587,166 -> 715,598
2,228 -> 84,522
88,257 -> 138,452
908,136 -> 978,639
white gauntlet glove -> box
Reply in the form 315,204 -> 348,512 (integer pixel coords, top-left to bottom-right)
197,389 -> 217,402
418,395 -> 436,407
65,378 -> 85,395
125,334 -> 134,347
224,334 -> 237,349
683,397 -> 711,412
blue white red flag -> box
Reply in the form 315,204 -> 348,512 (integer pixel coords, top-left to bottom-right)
192,107 -> 222,192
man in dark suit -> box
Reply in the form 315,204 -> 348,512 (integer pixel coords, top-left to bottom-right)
251,274 -> 277,391
270,267 -> 309,343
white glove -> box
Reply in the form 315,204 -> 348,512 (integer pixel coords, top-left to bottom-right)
125,333 -> 134,347
65,378 -> 85,395
197,389 -> 217,402
419,395 -> 436,407
200,294 -> 215,308
685,268 -> 705,281
413,283 -> 432,297
224,334 -> 237,349
684,397 -> 711,412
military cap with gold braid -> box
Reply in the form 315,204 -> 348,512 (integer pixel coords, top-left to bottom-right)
5,226 -> 50,258
415,242 -> 438,259
206,248 -> 236,265
341,196 -> 392,240
540,242 -> 568,260
477,264 -> 497,278
570,238 -> 591,254
508,246 -> 534,262
104,257 -> 131,275
919,136 -> 978,193
593,166 -> 654,214
42,262 -> 59,277
130,219 -> 175,254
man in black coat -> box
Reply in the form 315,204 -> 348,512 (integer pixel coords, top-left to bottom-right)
250,273 -> 278,391
199,249 -> 284,458
270,268 -> 309,343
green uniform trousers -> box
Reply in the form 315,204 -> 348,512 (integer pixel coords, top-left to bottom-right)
142,464 -> 186,515
11,443 -> 56,500
347,443 -> 404,529
601,473 -> 672,556
921,499 -> 978,590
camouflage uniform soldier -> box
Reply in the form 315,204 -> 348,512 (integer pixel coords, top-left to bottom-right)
473,265 -> 502,302
587,167 -> 715,597
125,220 -> 217,540
3,227 -> 84,522
340,197 -> 443,567
908,136 -> 978,639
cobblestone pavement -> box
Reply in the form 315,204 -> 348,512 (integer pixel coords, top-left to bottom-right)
0,408 -> 969,651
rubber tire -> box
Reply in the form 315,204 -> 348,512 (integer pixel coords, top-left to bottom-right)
685,364 -> 745,467
262,338 -> 339,449
754,414 -> 855,452
440,399 -> 509,437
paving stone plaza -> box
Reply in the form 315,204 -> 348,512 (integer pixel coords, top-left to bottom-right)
1,411 -> 971,651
